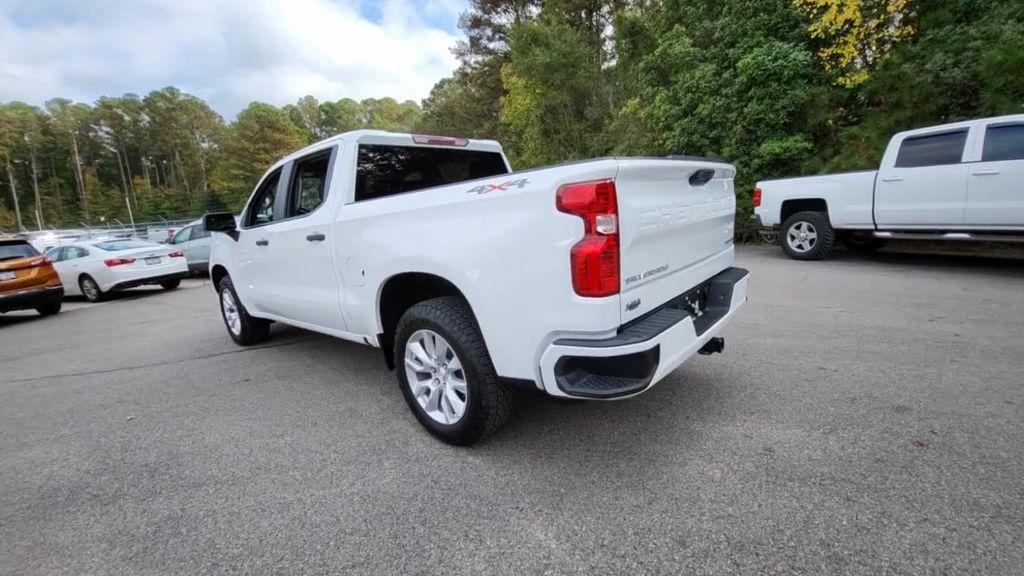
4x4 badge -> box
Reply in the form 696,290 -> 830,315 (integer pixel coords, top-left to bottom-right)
466,178 -> 530,195
626,298 -> 641,311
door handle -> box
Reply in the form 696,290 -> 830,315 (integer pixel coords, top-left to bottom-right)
306,233 -> 326,242
971,169 -> 1000,176
255,239 -> 269,246
880,176 -> 903,182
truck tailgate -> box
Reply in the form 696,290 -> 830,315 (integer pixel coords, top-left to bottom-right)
615,158 -> 736,323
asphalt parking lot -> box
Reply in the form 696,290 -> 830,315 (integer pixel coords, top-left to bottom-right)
1,246 -> 1022,575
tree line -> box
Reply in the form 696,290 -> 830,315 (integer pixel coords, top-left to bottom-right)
2,0 -> 1022,232
0,92 -> 422,231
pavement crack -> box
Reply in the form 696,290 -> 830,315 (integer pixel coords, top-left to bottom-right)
4,337 -> 323,384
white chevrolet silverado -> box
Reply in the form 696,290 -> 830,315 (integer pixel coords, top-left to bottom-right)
204,131 -> 748,444
754,115 -> 1024,259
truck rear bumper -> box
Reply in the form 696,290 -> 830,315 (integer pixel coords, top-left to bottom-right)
538,267 -> 749,399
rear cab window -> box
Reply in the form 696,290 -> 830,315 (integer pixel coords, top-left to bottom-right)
895,130 -> 968,168
94,240 -> 157,252
0,241 -> 40,261
355,144 -> 509,202
982,123 -> 1024,162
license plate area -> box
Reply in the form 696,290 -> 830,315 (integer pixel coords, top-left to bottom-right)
0,271 -> 15,281
145,257 -> 161,265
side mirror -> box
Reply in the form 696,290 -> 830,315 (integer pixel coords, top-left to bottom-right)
204,212 -> 238,240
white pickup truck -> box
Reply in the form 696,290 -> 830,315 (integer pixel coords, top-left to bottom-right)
204,131 -> 748,444
754,114 -> 1024,259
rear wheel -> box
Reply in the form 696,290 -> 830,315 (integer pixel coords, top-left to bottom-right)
394,296 -> 514,445
218,276 -> 271,345
79,275 -> 104,302
160,279 -> 181,290
36,300 -> 62,316
781,211 -> 835,260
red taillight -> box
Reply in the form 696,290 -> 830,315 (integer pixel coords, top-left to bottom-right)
168,251 -> 185,258
104,257 -> 136,267
556,179 -> 620,297
28,257 -> 51,268
752,187 -> 762,207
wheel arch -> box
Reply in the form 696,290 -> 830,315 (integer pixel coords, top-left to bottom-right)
376,272 -> 477,370
210,264 -> 229,292
780,198 -> 829,225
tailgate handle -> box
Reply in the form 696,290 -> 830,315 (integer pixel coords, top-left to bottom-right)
689,169 -> 715,186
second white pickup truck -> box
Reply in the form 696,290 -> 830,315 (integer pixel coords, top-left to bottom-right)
204,131 -> 748,444
754,114 -> 1024,259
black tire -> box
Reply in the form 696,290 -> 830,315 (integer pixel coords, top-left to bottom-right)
36,300 -> 62,316
79,275 -> 105,302
217,276 -> 271,346
394,296 -> 514,445
781,211 -> 835,260
840,233 -> 886,253
160,279 -> 181,290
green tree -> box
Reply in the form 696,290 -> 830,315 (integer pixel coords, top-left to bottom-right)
211,102 -> 307,209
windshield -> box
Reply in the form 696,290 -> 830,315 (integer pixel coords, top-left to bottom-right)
94,240 -> 157,252
0,241 -> 40,261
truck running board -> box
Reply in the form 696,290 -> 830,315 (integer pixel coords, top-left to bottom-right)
873,231 -> 1024,243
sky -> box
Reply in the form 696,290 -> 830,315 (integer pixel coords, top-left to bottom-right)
0,0 -> 469,119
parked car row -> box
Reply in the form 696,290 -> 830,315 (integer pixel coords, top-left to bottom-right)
0,237 -> 191,317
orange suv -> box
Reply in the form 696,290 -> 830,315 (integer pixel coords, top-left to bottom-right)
0,239 -> 64,316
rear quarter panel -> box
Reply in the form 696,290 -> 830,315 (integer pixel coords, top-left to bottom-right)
335,160 -> 624,381
755,171 -> 877,229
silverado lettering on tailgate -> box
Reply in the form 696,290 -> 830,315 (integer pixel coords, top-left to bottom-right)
639,197 -> 733,232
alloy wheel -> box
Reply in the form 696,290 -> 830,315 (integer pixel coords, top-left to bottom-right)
403,329 -> 468,425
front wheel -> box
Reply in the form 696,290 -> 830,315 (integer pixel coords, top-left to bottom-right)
781,211 -> 835,260
394,296 -> 514,445
218,276 -> 271,346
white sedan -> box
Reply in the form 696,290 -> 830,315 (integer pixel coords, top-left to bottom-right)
45,239 -> 190,302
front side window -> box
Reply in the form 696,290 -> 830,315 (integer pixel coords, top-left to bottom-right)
355,145 -> 509,202
45,247 -> 64,262
171,226 -> 192,244
246,169 -> 282,227
894,130 -> 968,168
982,124 -> 1024,162
288,152 -> 331,217
67,247 -> 89,260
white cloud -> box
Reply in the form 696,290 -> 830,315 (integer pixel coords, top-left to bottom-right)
0,0 -> 466,118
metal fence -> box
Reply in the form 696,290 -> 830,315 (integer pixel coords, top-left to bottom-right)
0,216 -> 203,244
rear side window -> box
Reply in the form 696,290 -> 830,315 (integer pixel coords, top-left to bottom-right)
0,241 -> 40,261
355,145 -> 509,202
67,247 -> 89,259
895,130 -> 968,168
246,168 -> 282,226
287,152 -> 331,217
982,124 -> 1024,162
